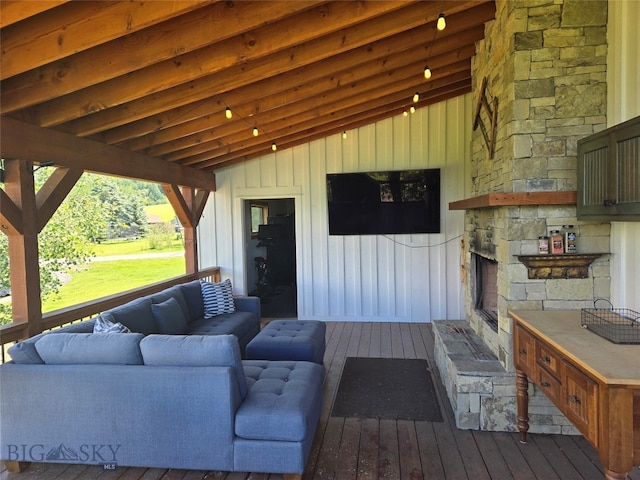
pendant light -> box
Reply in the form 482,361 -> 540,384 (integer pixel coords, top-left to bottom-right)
437,14 -> 446,31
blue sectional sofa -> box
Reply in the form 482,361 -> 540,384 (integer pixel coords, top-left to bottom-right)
0,281 -> 324,478
5,279 -> 261,363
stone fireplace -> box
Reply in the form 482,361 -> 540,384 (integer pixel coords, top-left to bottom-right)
434,0 -> 612,433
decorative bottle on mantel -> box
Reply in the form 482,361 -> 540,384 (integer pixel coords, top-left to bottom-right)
563,225 -> 577,253
550,230 -> 564,254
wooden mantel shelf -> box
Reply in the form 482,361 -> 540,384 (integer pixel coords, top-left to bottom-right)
517,253 -> 603,279
449,191 -> 577,210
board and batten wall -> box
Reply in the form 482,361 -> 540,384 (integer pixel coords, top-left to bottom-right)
608,0 -> 640,312
198,95 -> 474,323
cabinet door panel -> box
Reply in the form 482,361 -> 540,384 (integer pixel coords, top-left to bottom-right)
515,326 -> 536,376
564,362 -> 599,445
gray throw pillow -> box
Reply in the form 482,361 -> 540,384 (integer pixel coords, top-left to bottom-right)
151,297 -> 189,334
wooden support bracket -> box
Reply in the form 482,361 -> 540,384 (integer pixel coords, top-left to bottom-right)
473,76 -> 498,159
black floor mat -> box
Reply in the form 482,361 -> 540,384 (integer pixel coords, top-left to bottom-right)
331,357 -> 443,422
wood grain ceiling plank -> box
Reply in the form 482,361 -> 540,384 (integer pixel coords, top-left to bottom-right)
0,117 -> 215,191
51,1 -> 476,136
2,1 -> 323,113
29,0 -> 410,128
169,59 -> 472,163
0,1 -> 214,80
0,1 -> 69,28
111,7 -> 490,149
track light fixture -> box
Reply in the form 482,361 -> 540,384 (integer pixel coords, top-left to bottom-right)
437,13 -> 446,31
225,107 -> 232,119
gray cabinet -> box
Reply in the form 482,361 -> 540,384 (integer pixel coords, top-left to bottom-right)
577,115 -> 640,221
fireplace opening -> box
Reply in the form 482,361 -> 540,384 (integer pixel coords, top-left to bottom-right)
473,254 -> 498,332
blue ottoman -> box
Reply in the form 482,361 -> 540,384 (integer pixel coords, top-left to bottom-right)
246,320 -> 326,364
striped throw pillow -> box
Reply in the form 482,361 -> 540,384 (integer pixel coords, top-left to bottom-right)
201,279 -> 236,318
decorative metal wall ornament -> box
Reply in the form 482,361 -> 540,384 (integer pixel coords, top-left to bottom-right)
473,77 -> 498,159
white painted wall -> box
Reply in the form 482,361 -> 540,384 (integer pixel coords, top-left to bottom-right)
608,0 -> 640,312
198,95 -> 474,322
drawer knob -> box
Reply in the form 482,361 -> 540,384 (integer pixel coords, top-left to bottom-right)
568,395 -> 581,405
541,355 -> 551,364
519,348 -> 527,354
541,382 -> 551,387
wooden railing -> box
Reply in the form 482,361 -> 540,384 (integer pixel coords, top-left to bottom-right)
0,267 -> 220,364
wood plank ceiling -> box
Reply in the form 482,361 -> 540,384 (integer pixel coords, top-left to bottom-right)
1,1 -> 496,188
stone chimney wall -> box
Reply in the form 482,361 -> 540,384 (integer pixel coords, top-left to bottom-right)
466,0 -> 611,371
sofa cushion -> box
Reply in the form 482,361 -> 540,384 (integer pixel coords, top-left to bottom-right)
7,319 -> 97,364
7,333 -> 46,364
201,279 -> 235,318
178,279 -> 205,322
151,297 -> 189,334
140,334 -> 247,398
35,332 -> 144,365
188,311 -> 258,340
93,312 -> 132,333
106,297 -> 157,334
149,286 -> 190,322
236,360 -> 324,442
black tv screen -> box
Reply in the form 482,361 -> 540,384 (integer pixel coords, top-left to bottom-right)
327,169 -> 441,235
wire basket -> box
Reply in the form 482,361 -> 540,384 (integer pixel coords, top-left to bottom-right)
581,300 -> 640,344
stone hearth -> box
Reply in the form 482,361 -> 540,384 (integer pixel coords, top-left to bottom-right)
434,0 -> 611,433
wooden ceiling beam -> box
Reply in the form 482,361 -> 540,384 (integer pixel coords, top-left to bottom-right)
0,1 -> 214,80
1,1 -> 323,113
0,117 -> 215,191
28,0 -> 411,128
158,46 -> 474,161
172,60 -> 472,163
117,16 -> 487,151
50,1 -> 483,136
208,84 -> 471,171
0,1 -> 69,28
187,78 -> 472,168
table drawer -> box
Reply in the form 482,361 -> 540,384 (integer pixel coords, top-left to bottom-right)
536,341 -> 562,378
536,366 -> 562,406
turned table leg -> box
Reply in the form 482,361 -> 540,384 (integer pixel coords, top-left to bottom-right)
516,367 -> 530,444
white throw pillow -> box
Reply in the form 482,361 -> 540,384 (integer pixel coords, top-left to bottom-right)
201,279 -> 236,318
93,313 -> 132,333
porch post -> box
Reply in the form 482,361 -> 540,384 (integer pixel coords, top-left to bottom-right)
183,187 -> 198,275
162,184 -> 211,275
3,159 -> 43,337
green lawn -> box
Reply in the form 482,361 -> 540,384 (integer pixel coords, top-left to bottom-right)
43,257 -> 185,312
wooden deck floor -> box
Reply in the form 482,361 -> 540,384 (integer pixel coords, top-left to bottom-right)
2,321 -> 639,480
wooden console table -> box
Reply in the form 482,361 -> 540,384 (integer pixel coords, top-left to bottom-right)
510,310 -> 640,480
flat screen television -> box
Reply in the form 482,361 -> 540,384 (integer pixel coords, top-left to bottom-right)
327,169 -> 441,235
